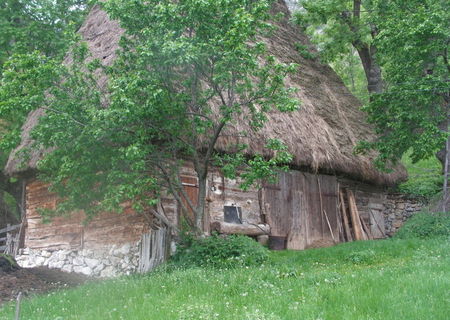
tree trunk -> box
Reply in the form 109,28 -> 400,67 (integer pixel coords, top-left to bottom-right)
442,135 -> 449,212
356,45 -> 383,94
436,98 -> 450,165
195,170 -> 208,233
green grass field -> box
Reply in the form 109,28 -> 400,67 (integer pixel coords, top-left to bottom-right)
1,237 -> 448,320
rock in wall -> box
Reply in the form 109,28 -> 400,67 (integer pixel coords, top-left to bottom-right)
15,241 -> 140,277
383,194 -> 424,236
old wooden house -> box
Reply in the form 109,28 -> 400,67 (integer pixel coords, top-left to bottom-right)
4,0 -> 407,277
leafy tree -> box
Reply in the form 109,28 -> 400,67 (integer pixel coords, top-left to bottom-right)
0,0 -> 91,70
296,0 -> 449,203
360,0 -> 449,167
0,0 -> 299,233
295,0 -> 383,94
0,0 -> 92,153
330,46 -> 369,103
0,1 -> 91,222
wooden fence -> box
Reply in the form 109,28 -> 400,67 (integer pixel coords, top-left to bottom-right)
138,228 -> 170,273
0,223 -> 22,256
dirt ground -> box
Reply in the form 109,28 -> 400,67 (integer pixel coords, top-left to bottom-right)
0,266 -> 91,305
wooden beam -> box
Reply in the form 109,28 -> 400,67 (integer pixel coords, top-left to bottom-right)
323,209 -> 336,243
346,189 -> 366,240
359,216 -> 373,240
0,224 -> 21,234
211,221 -> 270,236
339,190 -> 353,242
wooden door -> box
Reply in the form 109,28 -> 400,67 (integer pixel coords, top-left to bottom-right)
262,171 -> 339,250
286,171 -> 307,250
263,172 -> 292,237
263,171 -> 306,249
180,176 -> 199,226
369,204 -> 385,238
302,173 -> 339,246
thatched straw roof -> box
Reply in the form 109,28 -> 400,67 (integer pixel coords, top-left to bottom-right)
4,0 -> 407,186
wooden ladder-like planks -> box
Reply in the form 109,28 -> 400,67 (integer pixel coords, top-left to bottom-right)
338,189 -> 372,241
339,190 -> 353,242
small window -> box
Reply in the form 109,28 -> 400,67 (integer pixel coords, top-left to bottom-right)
224,206 -> 242,224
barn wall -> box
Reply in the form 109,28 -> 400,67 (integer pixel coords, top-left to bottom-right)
338,178 -> 387,238
15,179 -> 154,277
24,180 -> 150,251
15,169 -> 424,277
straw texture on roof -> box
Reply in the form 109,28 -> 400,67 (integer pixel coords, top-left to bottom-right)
4,0 -> 407,186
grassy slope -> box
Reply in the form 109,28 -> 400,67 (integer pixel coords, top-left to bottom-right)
1,238 -> 449,320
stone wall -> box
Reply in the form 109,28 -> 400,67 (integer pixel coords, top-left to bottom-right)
15,241 -> 140,278
383,194 -> 424,236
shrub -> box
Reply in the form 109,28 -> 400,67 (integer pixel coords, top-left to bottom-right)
172,233 -> 268,269
395,212 -> 450,239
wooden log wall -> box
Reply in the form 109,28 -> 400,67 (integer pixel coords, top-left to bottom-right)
25,180 -> 150,250
23,168 -> 391,253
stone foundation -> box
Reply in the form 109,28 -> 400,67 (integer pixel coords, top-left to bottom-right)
15,242 -> 140,278
383,194 -> 424,236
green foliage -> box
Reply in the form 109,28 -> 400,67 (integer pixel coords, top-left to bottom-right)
2,191 -> 19,219
0,0 -> 92,181
0,0 -> 92,70
357,0 -> 449,167
172,233 -> 269,268
0,52 -> 62,153
294,42 -> 316,60
396,153 -> 442,199
329,47 -> 369,103
395,212 -> 450,240
214,138 -> 293,191
295,0 -> 450,168
0,253 -> 20,271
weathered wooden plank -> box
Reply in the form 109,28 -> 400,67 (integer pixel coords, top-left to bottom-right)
369,208 -> 386,239
264,171 -> 296,237
346,189 -> 367,241
286,189 -> 306,250
339,190 -> 353,242
359,215 -> 373,240
211,221 -> 270,236
138,228 -> 170,273
0,224 -> 21,234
